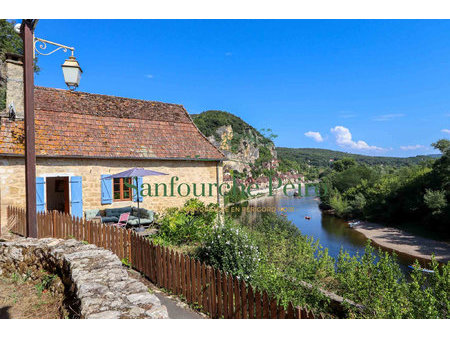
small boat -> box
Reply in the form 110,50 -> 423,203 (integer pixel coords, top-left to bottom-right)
348,220 -> 361,227
304,216 -> 311,220
408,265 -> 435,274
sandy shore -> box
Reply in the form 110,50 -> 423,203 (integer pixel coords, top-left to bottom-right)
351,222 -> 450,263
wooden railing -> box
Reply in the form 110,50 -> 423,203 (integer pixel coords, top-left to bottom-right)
7,206 -> 322,319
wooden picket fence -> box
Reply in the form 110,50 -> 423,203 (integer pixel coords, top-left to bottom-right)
7,205 -> 322,319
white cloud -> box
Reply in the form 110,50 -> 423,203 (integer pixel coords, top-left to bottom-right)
373,113 -> 405,121
400,145 -> 426,151
304,131 -> 323,142
330,126 -> 383,151
442,129 -> 450,134
145,74 -> 154,79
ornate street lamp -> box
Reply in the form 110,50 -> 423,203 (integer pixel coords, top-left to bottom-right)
15,24 -> 83,90
61,56 -> 83,90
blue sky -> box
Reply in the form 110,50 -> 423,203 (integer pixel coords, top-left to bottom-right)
31,19 -> 450,157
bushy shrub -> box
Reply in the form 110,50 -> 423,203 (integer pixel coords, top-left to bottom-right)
335,243 -> 450,318
329,192 -> 350,217
224,185 -> 247,204
196,221 -> 261,281
156,199 -> 218,245
424,189 -> 447,216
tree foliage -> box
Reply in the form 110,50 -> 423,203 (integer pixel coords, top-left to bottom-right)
192,110 -> 272,150
1,19 -> 23,111
0,19 -> 39,110
152,199 -> 218,246
320,139 -> 450,237
0,19 -> 23,57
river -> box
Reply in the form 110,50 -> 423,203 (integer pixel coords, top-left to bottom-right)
235,190 -> 421,270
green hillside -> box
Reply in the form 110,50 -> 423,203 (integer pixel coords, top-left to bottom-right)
277,147 -> 439,168
191,110 -> 273,153
192,110 -> 269,141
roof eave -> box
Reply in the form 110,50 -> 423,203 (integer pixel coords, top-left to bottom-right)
0,152 -> 224,162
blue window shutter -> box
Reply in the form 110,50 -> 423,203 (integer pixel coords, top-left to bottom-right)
138,177 -> 143,202
132,177 -> 143,202
101,174 -> 113,204
70,176 -> 83,218
36,177 -> 46,213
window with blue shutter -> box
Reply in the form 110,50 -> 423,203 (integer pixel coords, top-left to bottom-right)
36,177 -> 46,213
101,174 -> 113,204
70,176 -> 83,218
132,177 -> 143,202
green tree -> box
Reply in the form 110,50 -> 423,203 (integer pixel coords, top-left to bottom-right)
0,20 -> 23,57
431,139 -> 450,153
1,20 -> 23,110
431,139 -> 450,192
424,189 -> 447,215
0,19 -> 39,111
332,157 -> 357,172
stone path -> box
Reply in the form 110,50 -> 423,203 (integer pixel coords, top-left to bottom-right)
126,268 -> 203,319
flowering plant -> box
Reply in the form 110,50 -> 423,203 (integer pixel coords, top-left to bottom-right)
196,220 -> 260,281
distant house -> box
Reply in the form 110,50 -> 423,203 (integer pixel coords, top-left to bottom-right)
0,54 -> 224,228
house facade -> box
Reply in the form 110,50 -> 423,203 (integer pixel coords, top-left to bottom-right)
0,54 -> 224,229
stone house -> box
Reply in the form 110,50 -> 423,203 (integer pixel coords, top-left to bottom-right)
0,54 -> 224,229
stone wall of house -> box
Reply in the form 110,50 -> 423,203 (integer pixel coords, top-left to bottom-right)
0,156 -> 223,229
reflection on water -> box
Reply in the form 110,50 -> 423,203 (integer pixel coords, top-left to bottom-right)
231,190 -> 417,269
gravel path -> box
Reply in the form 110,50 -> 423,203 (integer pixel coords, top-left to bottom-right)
126,269 -> 204,319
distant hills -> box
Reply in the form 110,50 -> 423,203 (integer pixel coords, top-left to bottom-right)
191,110 -> 440,170
277,147 -> 440,168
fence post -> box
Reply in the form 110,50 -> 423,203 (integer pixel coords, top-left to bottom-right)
52,210 -> 57,238
190,258 -> 196,305
262,291 -> 269,319
234,276 -> 240,319
227,273 -> 233,319
202,263 -> 208,312
270,298 -> 278,319
248,284 -> 254,319
287,302 -> 295,319
216,269 -> 222,319
240,280 -> 247,319
277,301 -> 285,319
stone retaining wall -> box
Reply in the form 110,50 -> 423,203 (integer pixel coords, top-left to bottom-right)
0,238 -> 168,319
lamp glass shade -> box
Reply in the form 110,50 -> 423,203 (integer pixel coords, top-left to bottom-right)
61,56 -> 82,88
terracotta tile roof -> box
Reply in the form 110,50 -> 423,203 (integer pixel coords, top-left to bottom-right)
0,87 -> 224,160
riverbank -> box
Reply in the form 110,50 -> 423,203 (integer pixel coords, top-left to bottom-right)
351,221 -> 450,263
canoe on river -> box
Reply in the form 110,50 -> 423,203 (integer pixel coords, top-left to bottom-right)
408,265 -> 435,273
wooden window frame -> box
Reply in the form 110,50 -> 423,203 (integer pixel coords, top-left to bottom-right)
113,178 -> 132,201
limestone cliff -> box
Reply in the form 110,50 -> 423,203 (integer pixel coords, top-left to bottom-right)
192,110 -> 278,176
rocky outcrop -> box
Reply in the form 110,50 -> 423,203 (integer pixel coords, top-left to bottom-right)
0,238 -> 168,319
207,124 -> 277,174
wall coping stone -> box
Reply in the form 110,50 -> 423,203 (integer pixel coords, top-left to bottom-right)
0,237 -> 168,319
